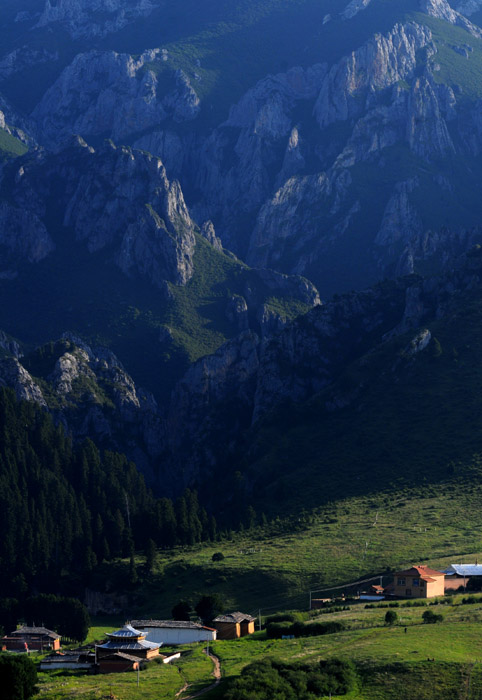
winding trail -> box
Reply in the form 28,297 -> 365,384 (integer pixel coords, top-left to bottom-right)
178,648 -> 221,699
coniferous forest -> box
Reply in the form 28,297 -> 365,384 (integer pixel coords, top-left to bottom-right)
0,388 -> 217,599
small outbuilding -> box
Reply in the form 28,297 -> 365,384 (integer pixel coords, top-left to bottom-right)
213,612 -> 256,640
2,626 -> 61,651
98,652 -> 142,674
131,620 -> 217,646
39,651 -> 95,671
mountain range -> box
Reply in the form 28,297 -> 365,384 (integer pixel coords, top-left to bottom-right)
2,0 -> 482,520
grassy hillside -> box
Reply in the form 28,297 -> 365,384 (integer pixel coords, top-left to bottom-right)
0,234 -> 311,400
233,276 -> 482,513
33,594 -> 482,699
78,472 -> 482,622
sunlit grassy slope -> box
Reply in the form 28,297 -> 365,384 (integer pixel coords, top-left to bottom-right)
36,595 -> 482,699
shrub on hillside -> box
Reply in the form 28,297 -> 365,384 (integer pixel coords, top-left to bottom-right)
222,658 -> 356,700
385,610 -> 398,625
422,609 -> 443,624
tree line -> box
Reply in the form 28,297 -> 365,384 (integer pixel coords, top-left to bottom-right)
0,388 -> 218,597
0,594 -> 90,642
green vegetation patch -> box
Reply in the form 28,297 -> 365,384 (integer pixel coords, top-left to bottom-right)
411,13 -> 482,100
0,128 -> 28,161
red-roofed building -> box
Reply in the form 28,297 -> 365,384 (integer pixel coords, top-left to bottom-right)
393,565 -> 445,599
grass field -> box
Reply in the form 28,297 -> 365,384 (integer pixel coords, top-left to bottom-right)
34,594 -> 482,699
35,643 -> 214,700
79,471 -> 482,625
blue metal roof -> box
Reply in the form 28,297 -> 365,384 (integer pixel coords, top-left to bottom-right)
98,640 -> 160,650
448,564 -> 482,576
106,624 -> 142,638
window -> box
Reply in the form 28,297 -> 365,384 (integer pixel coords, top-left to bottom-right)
397,578 -> 406,585
406,588 -> 412,596
413,579 -> 419,587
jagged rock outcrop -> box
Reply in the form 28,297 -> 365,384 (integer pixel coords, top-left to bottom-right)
32,50 -> 199,148
342,0 -> 373,20
22,5 -> 482,294
161,247 -> 482,483
0,331 -> 21,358
166,330 -> 261,481
0,200 -> 54,275
0,358 -> 46,406
0,97 -> 36,147
420,0 -> 482,36
455,0 -> 482,16
200,220 -> 223,251
0,333 -> 164,479
0,138 -> 196,287
0,47 -> 59,81
36,0 -> 156,38
314,22 -> 433,128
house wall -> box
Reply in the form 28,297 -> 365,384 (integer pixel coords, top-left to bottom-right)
426,578 -> 445,598
393,575 -> 445,598
214,622 -> 240,640
96,647 -> 156,661
240,621 -> 255,637
4,638 -> 60,651
139,627 -> 216,645
99,661 -> 139,674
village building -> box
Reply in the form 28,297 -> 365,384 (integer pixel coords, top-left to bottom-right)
39,651 -> 95,671
2,626 -> 61,652
95,624 -> 160,661
442,563 -> 482,591
213,612 -> 256,640
131,620 -> 217,645
392,565 -> 445,598
98,652 -> 142,674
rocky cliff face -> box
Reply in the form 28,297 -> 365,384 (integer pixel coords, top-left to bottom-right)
21,3 -> 482,294
160,246 -> 482,484
36,0 -> 156,38
32,51 -> 199,148
0,333 -> 163,479
0,138 -> 196,287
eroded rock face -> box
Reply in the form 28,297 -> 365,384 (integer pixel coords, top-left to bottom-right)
0,333 -> 164,480
0,358 -> 46,406
455,0 -> 482,16
160,248 -> 482,484
32,51 -> 199,149
314,22 -> 433,128
0,200 -> 54,275
0,138 -> 196,287
420,0 -> 482,35
36,0 -> 157,38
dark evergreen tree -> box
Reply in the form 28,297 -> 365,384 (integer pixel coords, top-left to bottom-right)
195,594 -> 224,624
145,539 -> 157,574
0,653 -> 38,700
172,601 -> 192,621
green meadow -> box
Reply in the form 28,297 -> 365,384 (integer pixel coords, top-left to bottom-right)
35,594 -> 482,699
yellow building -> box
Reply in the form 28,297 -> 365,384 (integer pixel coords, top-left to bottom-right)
393,565 -> 445,599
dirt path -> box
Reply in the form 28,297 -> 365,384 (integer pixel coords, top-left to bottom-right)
178,648 -> 221,700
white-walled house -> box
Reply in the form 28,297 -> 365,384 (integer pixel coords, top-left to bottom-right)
130,620 -> 217,645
